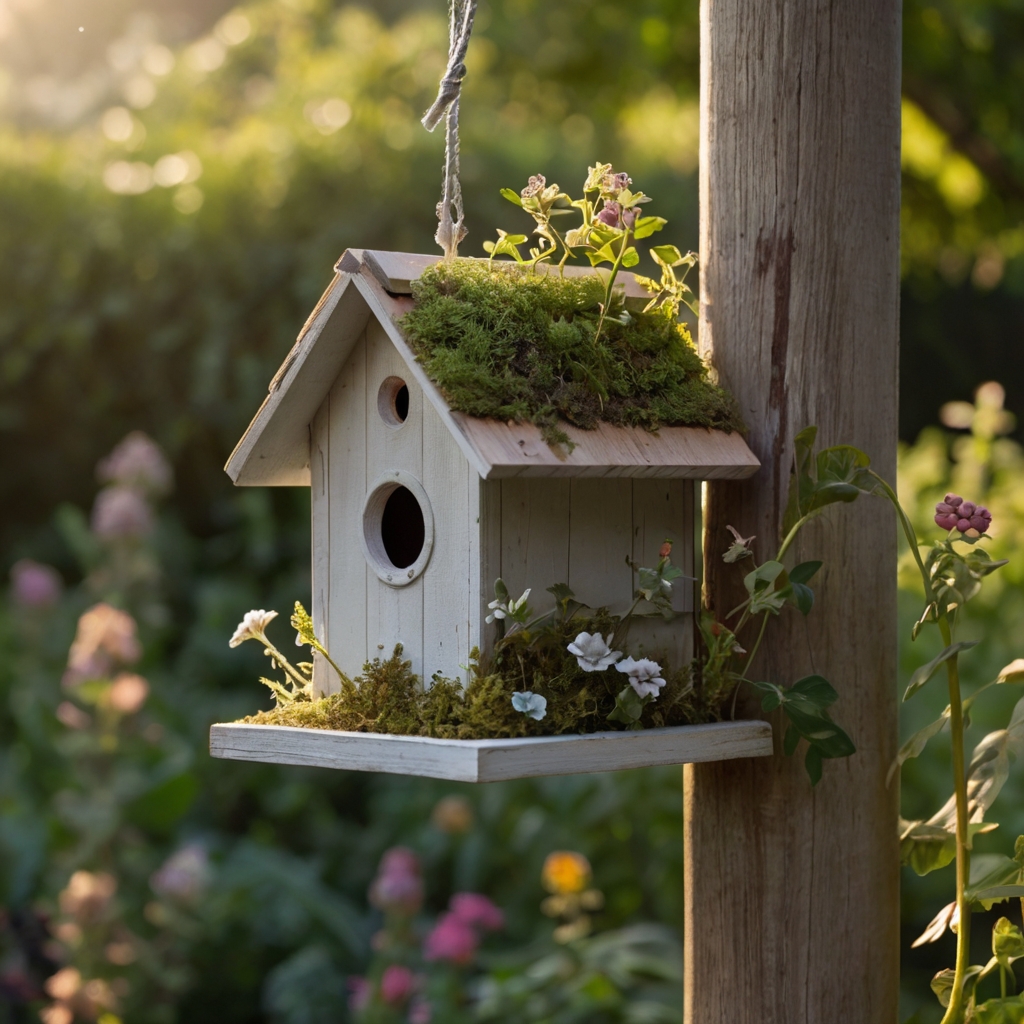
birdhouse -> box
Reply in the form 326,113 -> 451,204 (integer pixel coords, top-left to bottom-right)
210,250 -> 772,781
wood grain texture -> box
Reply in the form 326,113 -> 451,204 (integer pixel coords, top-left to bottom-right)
422,395 -> 474,682
210,719 -> 773,782
326,333 -> 368,680
225,275 -> 370,486
684,1 -> 901,1021
449,414 -> 759,480
310,394 -> 332,696
363,318 -> 425,679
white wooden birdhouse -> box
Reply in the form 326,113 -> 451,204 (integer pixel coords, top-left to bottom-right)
211,250 -> 772,780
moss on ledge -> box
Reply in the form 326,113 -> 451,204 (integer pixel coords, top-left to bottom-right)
399,260 -> 743,446
241,615 -> 725,739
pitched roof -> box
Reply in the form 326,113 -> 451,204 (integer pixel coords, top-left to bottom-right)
225,250 -> 760,486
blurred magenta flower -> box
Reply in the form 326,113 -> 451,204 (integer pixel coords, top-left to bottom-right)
369,847 -> 424,916
10,558 -> 62,607
449,893 -> 504,932
935,493 -> 992,534
347,977 -> 370,1013
423,912 -> 478,965
595,201 -> 621,228
91,486 -> 154,540
97,431 -> 172,496
379,964 -> 416,1006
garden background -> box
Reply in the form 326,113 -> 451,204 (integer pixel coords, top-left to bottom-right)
0,0 -> 1023,1020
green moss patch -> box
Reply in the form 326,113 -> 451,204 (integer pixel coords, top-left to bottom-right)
242,614 -> 726,739
399,260 -> 743,446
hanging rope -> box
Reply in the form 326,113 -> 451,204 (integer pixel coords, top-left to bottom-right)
422,0 -> 476,259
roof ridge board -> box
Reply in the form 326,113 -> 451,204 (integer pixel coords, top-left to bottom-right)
358,248 -> 652,304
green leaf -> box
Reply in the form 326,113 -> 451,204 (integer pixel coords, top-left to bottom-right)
631,216 -> 667,240
500,187 -> 524,207
621,246 -> 640,268
788,675 -> 839,711
975,996 -> 1024,1024
790,582 -> 815,616
903,641 -> 980,701
783,704 -> 856,759
804,745 -> 823,786
743,561 -> 787,614
788,561 -> 823,585
992,917 -> 1024,966
784,725 -> 800,756
607,685 -> 645,725
751,680 -> 785,712
931,964 -> 986,1008
782,426 -> 818,536
650,244 -> 688,267
887,710 -> 950,786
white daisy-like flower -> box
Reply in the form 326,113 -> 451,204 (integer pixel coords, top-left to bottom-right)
229,609 -> 278,648
615,656 -> 666,700
486,588 -> 531,624
567,632 -> 622,672
511,691 -> 547,721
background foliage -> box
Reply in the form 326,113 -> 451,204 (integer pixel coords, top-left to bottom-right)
0,0 -> 1023,1020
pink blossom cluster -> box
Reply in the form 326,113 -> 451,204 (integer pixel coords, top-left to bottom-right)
9,559 -> 62,608
423,892 -> 504,965
63,603 -> 141,687
90,432 -> 172,542
348,965 -> 431,1021
934,493 -> 992,535
369,847 -> 424,916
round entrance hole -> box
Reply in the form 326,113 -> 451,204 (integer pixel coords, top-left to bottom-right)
378,376 -> 410,427
380,486 -> 424,568
361,472 -> 434,586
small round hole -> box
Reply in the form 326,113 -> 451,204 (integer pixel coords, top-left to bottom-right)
380,486 -> 425,568
378,376 -> 410,427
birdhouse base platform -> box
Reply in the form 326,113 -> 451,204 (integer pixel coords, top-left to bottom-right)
209,720 -> 772,783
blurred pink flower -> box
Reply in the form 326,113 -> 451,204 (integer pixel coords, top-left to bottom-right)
106,673 -> 149,714
423,912 -> 478,965
150,844 -> 209,903
55,702 -> 91,730
64,603 -> 141,686
449,893 -> 504,932
10,559 -> 62,608
91,486 -> 154,540
934,493 -> 992,535
408,997 -> 432,1024
369,848 -> 423,916
347,977 -> 370,1013
97,431 -> 172,496
379,964 -> 416,1006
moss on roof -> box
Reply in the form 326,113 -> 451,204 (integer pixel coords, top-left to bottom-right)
399,260 -> 744,446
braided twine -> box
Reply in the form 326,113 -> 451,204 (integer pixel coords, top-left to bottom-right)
421,0 -> 477,259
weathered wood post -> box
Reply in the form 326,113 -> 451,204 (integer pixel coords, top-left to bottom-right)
684,1 -> 902,1021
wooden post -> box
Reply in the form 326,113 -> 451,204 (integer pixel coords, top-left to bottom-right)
684,1 -> 902,1021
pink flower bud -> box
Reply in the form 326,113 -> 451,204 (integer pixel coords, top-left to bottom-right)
959,501 -> 976,517
596,202 -> 621,228
944,493 -> 963,508
369,848 -> 423,916
378,965 -> 416,1006
423,913 -> 478,965
934,513 -> 958,530
956,518 -> 972,533
347,977 -> 370,1013
10,559 -> 62,608
449,893 -> 504,931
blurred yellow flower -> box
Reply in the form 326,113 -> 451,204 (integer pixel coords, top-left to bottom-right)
541,851 -> 591,894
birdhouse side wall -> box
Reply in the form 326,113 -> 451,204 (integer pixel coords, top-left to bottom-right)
479,478 -> 695,669
310,319 -> 480,692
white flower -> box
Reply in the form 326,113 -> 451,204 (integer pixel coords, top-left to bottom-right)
615,657 -> 666,700
511,691 -> 547,720
229,609 -> 278,648
567,632 -> 622,672
486,588 -> 531,624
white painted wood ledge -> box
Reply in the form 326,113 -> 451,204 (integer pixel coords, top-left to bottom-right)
209,720 -> 773,783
